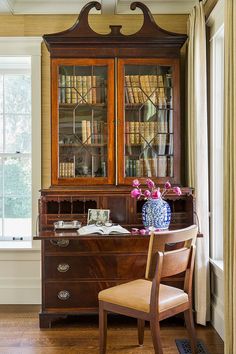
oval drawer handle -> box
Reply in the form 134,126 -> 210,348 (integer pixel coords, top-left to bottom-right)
58,290 -> 70,301
57,263 -> 70,273
50,239 -> 70,248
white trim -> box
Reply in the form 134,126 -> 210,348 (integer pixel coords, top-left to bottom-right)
209,25 -> 224,261
0,250 -> 40,260
11,1 -> 100,15
0,37 -> 42,248
117,1 -> 197,14
0,241 -> 32,250
101,0 -> 117,14
0,37 -> 42,56
210,262 -> 224,339
0,276 -> 41,304
31,52 -> 41,248
0,0 -> 197,15
206,0 -> 224,36
210,258 -> 224,276
0,0 -> 14,14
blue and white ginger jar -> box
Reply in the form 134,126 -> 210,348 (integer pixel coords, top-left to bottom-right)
142,198 -> 171,230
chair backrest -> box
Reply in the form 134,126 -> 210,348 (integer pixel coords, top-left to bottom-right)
145,225 -> 198,280
147,226 -> 198,313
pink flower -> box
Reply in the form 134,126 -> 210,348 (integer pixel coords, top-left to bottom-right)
164,181 -> 171,189
144,190 -> 151,198
132,179 -> 140,187
146,178 -> 155,190
151,188 -> 162,199
173,186 -> 182,196
130,188 -> 141,199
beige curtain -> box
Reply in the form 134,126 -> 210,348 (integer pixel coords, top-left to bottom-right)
224,0 -> 236,352
187,2 -> 210,325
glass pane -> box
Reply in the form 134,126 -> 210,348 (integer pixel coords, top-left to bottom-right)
124,64 -> 173,178
4,157 -> 31,197
5,114 -> 31,153
0,114 -> 2,152
0,197 -> 2,238
58,65 -> 108,179
4,75 -> 31,114
4,197 -> 31,237
3,157 -> 31,238
0,157 -> 2,197
0,75 -> 3,114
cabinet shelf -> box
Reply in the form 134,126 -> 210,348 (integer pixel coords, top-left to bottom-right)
125,103 -> 173,110
59,143 -> 107,148
59,103 -> 106,109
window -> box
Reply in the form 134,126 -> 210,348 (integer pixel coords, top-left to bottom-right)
0,38 -> 41,244
209,24 -> 224,261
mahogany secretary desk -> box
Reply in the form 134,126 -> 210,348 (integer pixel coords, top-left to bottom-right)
35,1 -> 194,328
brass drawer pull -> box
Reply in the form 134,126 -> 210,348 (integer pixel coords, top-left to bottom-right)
50,239 -> 70,248
58,290 -> 70,300
57,263 -> 70,273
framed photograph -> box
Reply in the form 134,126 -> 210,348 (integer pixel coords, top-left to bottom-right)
87,209 -> 110,225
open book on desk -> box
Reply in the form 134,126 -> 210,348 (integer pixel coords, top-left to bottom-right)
78,224 -> 130,235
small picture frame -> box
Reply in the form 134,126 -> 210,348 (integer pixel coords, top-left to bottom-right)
87,209 -> 110,225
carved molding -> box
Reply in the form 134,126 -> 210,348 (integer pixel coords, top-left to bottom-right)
43,1 -> 187,51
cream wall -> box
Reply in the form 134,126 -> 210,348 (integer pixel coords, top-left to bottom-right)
0,14 -> 187,304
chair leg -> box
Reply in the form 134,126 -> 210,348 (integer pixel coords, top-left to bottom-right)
99,302 -> 107,354
184,309 -> 197,354
137,319 -> 145,346
150,319 -> 163,354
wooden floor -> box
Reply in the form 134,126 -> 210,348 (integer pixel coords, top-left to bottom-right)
0,305 -> 224,354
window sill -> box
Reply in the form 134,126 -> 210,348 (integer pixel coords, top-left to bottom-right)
0,240 -> 40,250
210,258 -> 224,277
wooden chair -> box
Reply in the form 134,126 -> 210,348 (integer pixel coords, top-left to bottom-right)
98,225 -> 198,354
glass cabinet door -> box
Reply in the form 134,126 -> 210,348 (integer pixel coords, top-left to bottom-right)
51,59 -> 114,185
117,59 -> 180,184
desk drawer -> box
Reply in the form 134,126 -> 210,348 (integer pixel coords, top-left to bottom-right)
44,281 -> 123,309
44,238 -> 149,254
44,254 -> 146,280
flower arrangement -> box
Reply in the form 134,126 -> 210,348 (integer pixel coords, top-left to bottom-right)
130,178 -> 182,200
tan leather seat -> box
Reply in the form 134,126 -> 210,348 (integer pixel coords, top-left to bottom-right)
99,279 -> 189,313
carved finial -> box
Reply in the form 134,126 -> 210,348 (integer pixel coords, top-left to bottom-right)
70,1 -> 101,35
130,1 -> 173,37
43,1 -> 101,39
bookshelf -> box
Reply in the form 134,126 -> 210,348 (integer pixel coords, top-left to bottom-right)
51,58 -> 179,184
44,2 -> 185,186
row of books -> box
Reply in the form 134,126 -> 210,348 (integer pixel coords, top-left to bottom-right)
125,121 -> 171,143
125,74 -> 172,106
59,74 -> 106,104
59,162 -> 75,178
125,157 -> 173,178
126,135 -> 173,156
59,160 -> 107,178
81,120 -> 107,144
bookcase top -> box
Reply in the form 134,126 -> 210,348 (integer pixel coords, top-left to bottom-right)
43,1 -> 187,57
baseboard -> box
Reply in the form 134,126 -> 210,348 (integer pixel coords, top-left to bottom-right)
211,304 -> 224,340
0,278 -> 41,304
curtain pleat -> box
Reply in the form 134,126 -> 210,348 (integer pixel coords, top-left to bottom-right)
224,0 -> 236,352
187,2 -> 210,325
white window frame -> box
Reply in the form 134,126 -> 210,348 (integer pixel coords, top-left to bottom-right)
207,0 -> 224,264
0,37 -> 41,248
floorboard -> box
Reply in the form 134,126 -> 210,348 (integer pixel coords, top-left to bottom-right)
0,305 -> 224,354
